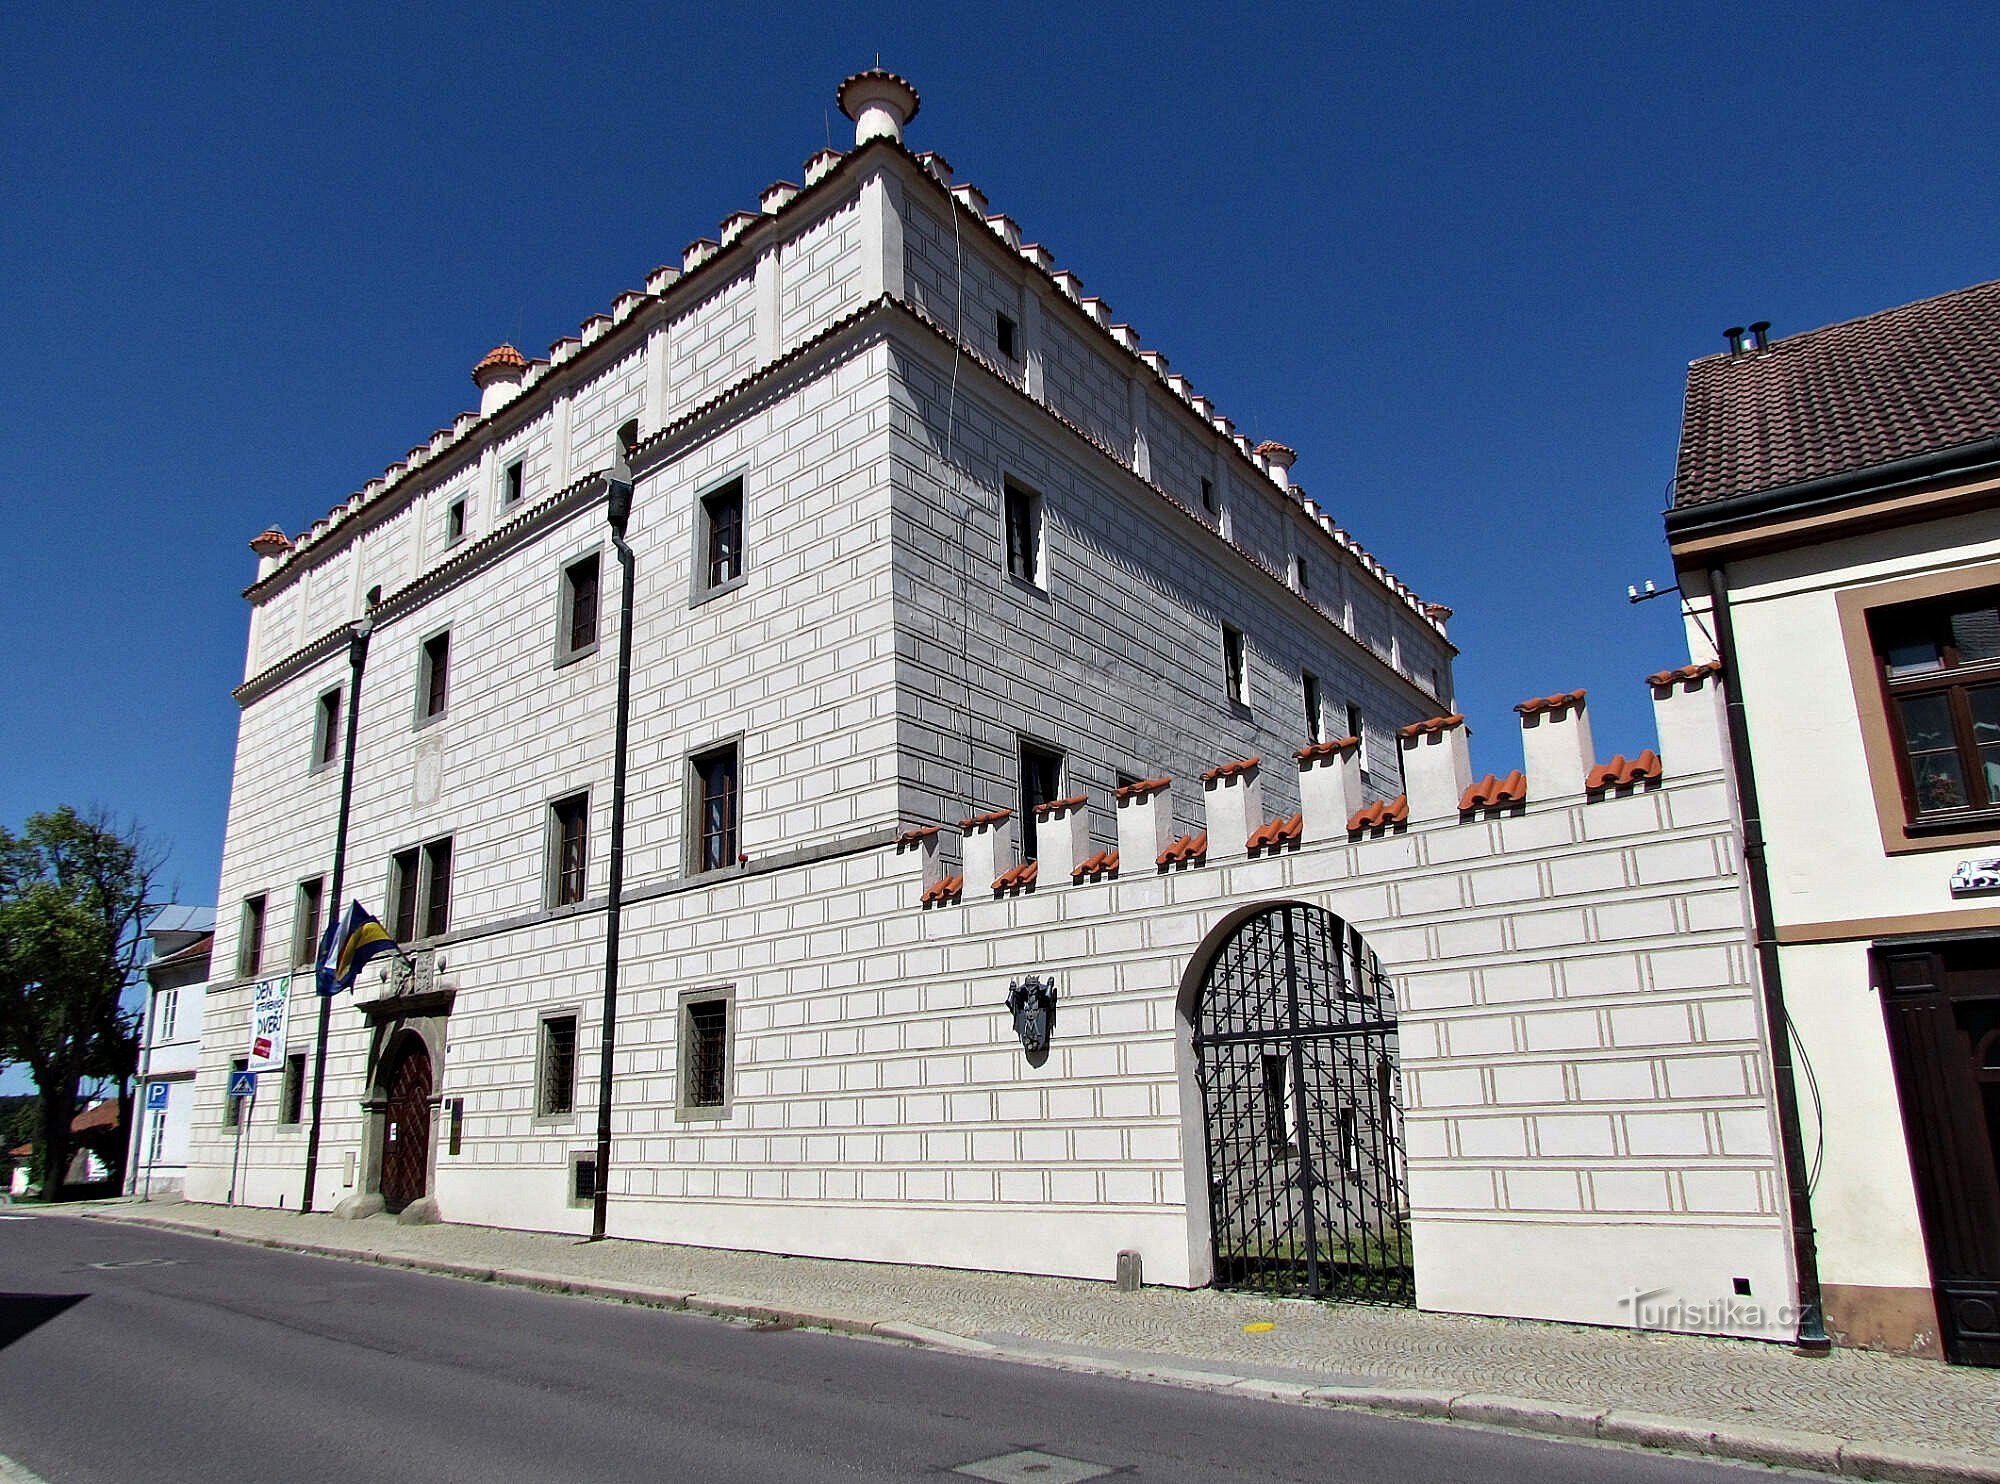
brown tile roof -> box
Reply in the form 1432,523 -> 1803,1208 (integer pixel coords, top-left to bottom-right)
71,1099 -> 119,1133
1674,278 -> 2000,510
1647,660 -> 1723,689
1032,795 -> 1087,818
1295,736 -> 1361,764
921,875 -> 964,907
1347,796 -> 1409,834
1114,776 -> 1171,802
249,527 -> 293,557
1397,714 -> 1465,740
992,862 -> 1038,894
1514,690 -> 1585,718
894,826 -> 939,847
1460,771 -> 1528,812
1246,813 -> 1304,854
471,343 -> 527,382
959,808 -> 1013,832
1200,756 -> 1260,785
1072,848 -> 1119,881
1157,832 -> 1208,868
1586,751 -> 1663,793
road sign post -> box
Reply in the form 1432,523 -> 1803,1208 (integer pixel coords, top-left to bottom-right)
141,1082 -> 169,1201
226,1070 -> 257,1207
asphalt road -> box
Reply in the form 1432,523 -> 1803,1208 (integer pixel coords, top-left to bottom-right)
0,1213 -> 1775,1483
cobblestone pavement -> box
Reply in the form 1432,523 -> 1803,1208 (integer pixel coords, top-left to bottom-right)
69,1199 -> 2000,1463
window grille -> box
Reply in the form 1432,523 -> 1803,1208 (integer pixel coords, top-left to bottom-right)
703,480 -> 744,590
685,999 -> 728,1108
540,1015 -> 578,1116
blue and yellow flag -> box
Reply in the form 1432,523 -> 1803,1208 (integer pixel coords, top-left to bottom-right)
316,901 -> 399,996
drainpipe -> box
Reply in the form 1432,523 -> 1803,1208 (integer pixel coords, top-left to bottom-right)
301,614 -> 373,1213
591,437 -> 638,1241
1705,564 -> 1830,1353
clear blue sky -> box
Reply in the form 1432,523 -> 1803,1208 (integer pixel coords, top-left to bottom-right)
3,0 -> 1996,909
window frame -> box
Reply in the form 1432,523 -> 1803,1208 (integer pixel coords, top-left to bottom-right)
312,687 -> 342,772
280,1051 -> 307,1125
686,739 -> 742,876
388,847 -> 420,944
1221,624 -> 1250,712
568,1150 -> 598,1208
293,876 -> 325,967
1017,737 -> 1065,862
416,628 -> 451,727
386,835 -> 452,944
548,791 -> 590,908
535,1009 -> 582,1122
996,310 -> 1019,360
692,471 -> 748,606
676,985 -> 736,1121
154,987 -> 179,1045
555,547 -> 604,667
238,894 -> 266,979
446,495 -> 467,545
502,457 -> 525,508
1002,477 -> 1045,589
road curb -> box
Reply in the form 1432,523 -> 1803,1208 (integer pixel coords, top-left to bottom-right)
64,1207 -> 2000,1483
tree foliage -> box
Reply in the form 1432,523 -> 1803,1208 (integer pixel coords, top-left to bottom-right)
0,807 -> 159,1198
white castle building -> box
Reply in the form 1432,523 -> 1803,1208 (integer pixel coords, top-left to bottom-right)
187,72 -> 1802,1343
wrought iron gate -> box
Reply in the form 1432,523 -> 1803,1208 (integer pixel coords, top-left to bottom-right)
1194,904 -> 1412,1303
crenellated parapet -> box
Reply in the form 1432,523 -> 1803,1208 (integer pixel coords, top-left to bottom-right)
908,662 -> 1728,904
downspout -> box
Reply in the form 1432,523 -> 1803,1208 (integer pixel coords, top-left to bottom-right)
591,436 -> 638,1241
1705,563 -> 1830,1353
301,614 -> 372,1213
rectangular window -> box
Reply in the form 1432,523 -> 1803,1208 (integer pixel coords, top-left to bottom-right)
996,311 -> 1018,360
155,988 -> 179,1045
1222,625 -> 1248,708
570,1152 -> 597,1206
690,743 -> 740,873
1018,739 -> 1064,862
389,848 -> 419,943
226,1056 -> 248,1129
419,630 -> 450,722
1303,672 -> 1325,743
446,497 -> 467,545
280,1052 -> 306,1125
699,477 -> 745,593
238,895 -> 266,978
1872,589 -> 2000,823
1294,553 -> 1311,595
551,792 -> 589,907
679,990 -> 733,1116
146,1108 -> 167,1165
560,552 -> 601,660
294,877 -> 325,966
1346,702 -> 1366,770
1200,476 -> 1216,515
1262,1052 -> 1296,1156
421,837 -> 452,939
1003,478 -> 1043,586
313,688 -> 342,770
503,459 -> 524,506
448,1097 -> 464,1156
538,1014 -> 578,1117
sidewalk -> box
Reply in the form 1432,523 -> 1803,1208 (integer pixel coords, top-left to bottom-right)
69,1197 -> 2000,1482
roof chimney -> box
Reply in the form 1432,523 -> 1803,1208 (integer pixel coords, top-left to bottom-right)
837,68 -> 920,146
1255,440 -> 1298,490
1748,320 -> 1770,351
472,344 -> 528,416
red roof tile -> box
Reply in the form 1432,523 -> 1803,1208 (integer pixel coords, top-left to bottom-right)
71,1100 -> 119,1133
1247,813 -> 1304,853
836,67 -> 922,124
1646,660 -> 1723,689
894,826 -> 939,847
1675,278 -> 2000,509
1295,736 -> 1361,764
1460,771 -> 1528,812
1201,756 -> 1261,785
921,875 -> 964,907
1157,832 -> 1208,868
959,808 -> 1013,831
992,862 -> 1038,893
1253,439 -> 1297,463
1072,848 -> 1120,881
1514,690 -> 1586,717
1347,796 -> 1410,834
1115,776 -> 1171,802
1398,714 -> 1466,740
1032,795 -> 1087,818
471,343 -> 528,383
249,527 -> 293,557
1586,750 -> 1664,793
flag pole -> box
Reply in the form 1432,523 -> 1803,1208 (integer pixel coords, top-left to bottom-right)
301,615 -> 372,1213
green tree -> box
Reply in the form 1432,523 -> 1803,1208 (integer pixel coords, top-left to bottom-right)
0,808 -> 159,1199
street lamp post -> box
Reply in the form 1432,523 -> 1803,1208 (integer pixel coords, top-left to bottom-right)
300,615 -> 372,1213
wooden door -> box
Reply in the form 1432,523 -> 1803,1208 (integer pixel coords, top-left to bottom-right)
1878,944 -> 2000,1366
380,1037 -> 433,1214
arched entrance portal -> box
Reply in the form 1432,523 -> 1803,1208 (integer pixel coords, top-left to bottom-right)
1192,903 -> 1412,1303
378,1033 -> 433,1214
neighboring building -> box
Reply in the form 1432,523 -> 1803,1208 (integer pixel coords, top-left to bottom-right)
128,906 -> 215,1196
1668,282 -> 2000,1366
184,72 -> 1805,1346
7,1143 -> 31,1198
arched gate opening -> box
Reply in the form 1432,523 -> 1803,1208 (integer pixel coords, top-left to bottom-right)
1192,903 -> 1412,1303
